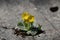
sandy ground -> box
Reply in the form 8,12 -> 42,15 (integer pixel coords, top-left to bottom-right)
0,0 -> 60,40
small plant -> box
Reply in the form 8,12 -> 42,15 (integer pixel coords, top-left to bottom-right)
14,12 -> 45,37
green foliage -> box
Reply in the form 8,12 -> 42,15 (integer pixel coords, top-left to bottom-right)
17,21 -> 42,31
38,24 -> 42,30
17,21 -> 42,35
24,22 -> 31,31
17,22 -> 24,26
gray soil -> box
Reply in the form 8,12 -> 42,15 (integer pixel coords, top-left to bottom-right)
0,0 -> 60,40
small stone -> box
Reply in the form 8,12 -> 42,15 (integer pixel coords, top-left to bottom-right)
50,6 -> 58,12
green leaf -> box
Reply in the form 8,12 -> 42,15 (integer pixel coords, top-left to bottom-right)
24,22 -> 31,31
38,24 -> 42,30
17,22 -> 24,26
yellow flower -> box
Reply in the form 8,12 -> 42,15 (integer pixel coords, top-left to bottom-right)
28,16 -> 34,23
21,12 -> 34,23
21,12 -> 30,20
24,15 -> 34,23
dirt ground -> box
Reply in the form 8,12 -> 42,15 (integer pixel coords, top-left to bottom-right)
0,0 -> 60,40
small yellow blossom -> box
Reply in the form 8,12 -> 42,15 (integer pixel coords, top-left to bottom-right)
21,12 -> 30,20
24,16 -> 34,23
28,16 -> 34,23
21,12 -> 34,23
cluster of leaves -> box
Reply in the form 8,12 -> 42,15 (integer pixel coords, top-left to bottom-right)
17,21 -> 42,36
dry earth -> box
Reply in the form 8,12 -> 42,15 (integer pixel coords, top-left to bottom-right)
0,0 -> 60,40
